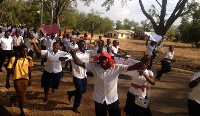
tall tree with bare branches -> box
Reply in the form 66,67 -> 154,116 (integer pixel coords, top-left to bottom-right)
102,0 -> 193,36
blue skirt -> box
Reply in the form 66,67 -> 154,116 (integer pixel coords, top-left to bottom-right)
41,70 -> 63,89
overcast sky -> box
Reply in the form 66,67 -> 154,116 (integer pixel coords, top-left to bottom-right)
76,0 -> 200,25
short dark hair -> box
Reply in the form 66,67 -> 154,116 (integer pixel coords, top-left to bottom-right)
18,45 -> 27,52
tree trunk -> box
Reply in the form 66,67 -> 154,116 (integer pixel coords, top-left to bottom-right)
56,15 -> 60,25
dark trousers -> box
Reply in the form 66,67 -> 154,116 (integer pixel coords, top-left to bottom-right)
13,46 -> 19,56
147,51 -> 156,70
28,50 -> 34,58
0,50 -> 13,69
68,77 -> 87,108
95,100 -> 121,116
188,99 -> 200,116
156,60 -> 171,79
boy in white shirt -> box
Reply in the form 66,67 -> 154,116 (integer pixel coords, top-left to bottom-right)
156,46 -> 176,80
69,50 -> 150,116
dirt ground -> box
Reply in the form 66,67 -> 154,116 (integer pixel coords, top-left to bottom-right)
0,38 -> 198,116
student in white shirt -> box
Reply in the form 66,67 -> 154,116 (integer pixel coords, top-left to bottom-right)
145,38 -> 157,70
0,31 -> 13,72
104,39 -> 112,54
156,46 -> 176,80
188,72 -> 200,116
41,34 -> 57,65
24,33 -> 34,58
12,29 -> 24,56
66,40 -> 97,114
93,40 -> 107,62
111,40 -> 127,56
124,57 -> 155,116
69,50 -> 150,116
32,38 -> 69,103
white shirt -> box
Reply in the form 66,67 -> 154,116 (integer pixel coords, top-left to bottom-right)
127,69 -> 154,98
0,36 -> 13,50
85,63 -> 129,104
24,38 -> 34,52
20,28 -> 25,36
164,51 -> 174,62
114,57 -> 139,66
111,46 -> 120,54
70,50 -> 97,79
0,32 -> 5,38
188,72 -> 200,104
146,45 -> 155,56
68,43 -> 78,51
41,50 -> 69,73
46,38 -> 56,50
39,36 -> 48,46
12,36 -> 24,46
62,38 -> 70,47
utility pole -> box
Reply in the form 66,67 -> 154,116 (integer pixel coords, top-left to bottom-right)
51,0 -> 53,25
40,0 -> 43,25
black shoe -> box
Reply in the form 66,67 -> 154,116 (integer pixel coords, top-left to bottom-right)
73,107 -> 81,114
10,96 -> 16,107
67,91 -> 72,103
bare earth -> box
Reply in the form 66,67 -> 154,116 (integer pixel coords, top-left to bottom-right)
0,38 -> 198,116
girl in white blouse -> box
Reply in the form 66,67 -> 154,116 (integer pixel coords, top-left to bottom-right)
124,57 -> 155,116
32,37 -> 69,103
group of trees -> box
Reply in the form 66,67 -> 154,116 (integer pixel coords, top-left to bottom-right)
1,0 -> 200,47
0,0 -> 114,34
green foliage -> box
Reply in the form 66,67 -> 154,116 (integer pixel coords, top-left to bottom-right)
179,1 -> 200,47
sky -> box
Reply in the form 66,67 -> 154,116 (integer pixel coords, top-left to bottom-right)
76,0 -> 200,25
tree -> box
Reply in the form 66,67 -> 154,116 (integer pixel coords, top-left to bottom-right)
102,0 -> 193,36
43,0 -> 94,24
115,20 -> 125,30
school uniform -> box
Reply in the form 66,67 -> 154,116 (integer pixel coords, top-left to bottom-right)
146,45 -> 156,70
12,35 -> 24,56
104,44 -> 112,54
24,38 -> 34,58
125,70 -> 154,116
85,63 -> 129,116
111,46 -> 120,56
67,50 -> 96,108
156,51 -> 174,80
7,56 -> 33,104
0,36 -> 13,71
41,50 -> 69,89
188,72 -> 200,116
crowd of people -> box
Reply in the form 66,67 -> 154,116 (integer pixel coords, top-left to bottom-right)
0,23 -> 198,116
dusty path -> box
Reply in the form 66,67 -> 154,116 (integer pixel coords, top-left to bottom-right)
0,39 -> 195,116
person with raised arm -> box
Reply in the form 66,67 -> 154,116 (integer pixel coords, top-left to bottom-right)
70,49 -> 150,116
31,37 -> 69,103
